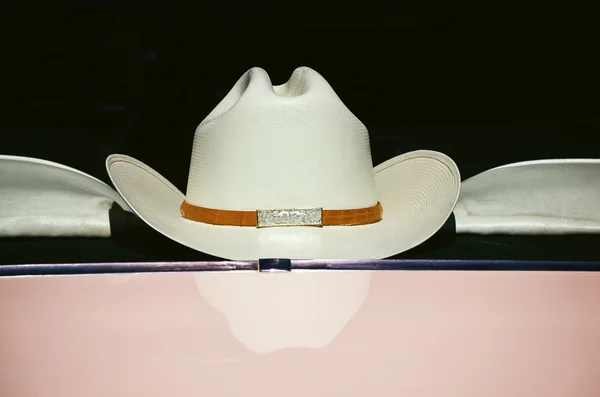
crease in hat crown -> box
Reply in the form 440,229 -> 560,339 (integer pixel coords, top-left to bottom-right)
184,66 -> 379,213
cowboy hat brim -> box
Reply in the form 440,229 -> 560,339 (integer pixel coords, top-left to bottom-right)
106,150 -> 460,260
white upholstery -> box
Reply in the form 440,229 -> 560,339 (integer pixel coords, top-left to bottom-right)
0,155 -> 131,237
455,159 -> 600,235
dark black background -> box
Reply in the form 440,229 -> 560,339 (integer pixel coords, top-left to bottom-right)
0,4 -> 598,263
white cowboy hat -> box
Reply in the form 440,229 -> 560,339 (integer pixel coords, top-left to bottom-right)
0,155 -> 131,237
454,158 -> 600,235
106,66 -> 461,260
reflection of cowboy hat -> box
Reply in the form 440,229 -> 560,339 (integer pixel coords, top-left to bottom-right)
106,66 -> 461,260
0,155 -> 131,237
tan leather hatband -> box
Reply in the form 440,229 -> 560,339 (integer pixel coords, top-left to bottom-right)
180,201 -> 383,228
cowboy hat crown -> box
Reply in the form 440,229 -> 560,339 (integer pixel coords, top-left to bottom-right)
184,67 -> 378,217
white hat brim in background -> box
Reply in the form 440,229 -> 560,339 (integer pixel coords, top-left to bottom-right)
454,158 -> 600,235
106,150 -> 460,260
0,155 -> 132,237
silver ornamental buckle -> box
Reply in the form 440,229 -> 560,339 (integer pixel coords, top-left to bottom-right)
256,208 -> 323,228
